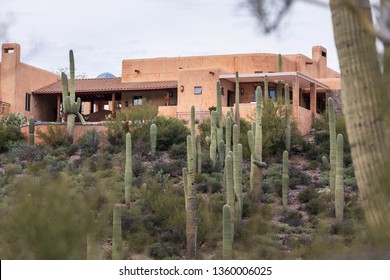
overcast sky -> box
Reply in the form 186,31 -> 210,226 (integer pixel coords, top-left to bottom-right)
0,0 -> 338,78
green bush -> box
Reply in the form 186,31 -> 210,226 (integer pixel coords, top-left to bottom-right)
280,210 -> 304,227
298,187 -> 318,203
0,125 -> 25,152
132,117 -> 189,152
77,129 -> 101,156
36,125 -> 67,148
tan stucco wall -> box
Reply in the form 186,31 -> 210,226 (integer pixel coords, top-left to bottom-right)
0,43 -> 59,120
177,68 -> 222,114
122,53 -> 297,83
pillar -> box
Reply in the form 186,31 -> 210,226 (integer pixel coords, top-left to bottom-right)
310,82 -> 317,119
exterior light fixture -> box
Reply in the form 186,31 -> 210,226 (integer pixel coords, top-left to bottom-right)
209,71 -> 215,75
180,85 -> 184,92
134,69 -> 140,73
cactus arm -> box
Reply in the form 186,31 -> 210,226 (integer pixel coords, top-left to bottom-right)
76,112 -> 86,125
197,135 -> 202,173
191,106 -> 197,173
69,50 -> 76,102
234,72 -> 240,136
219,140 -> 225,167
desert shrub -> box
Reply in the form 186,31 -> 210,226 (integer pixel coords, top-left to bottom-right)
298,187 -> 318,203
289,166 -> 311,188
77,129 -> 101,156
0,125 -> 25,152
168,142 -> 187,159
154,158 -> 183,177
36,125 -> 67,148
318,171 -> 330,187
130,117 -> 189,152
280,210 -> 304,227
194,173 -> 223,194
148,242 -> 179,260
305,196 -> 328,216
0,175 -> 92,259
0,113 -> 26,127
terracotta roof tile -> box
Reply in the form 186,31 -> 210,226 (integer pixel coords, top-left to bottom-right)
33,78 -> 177,94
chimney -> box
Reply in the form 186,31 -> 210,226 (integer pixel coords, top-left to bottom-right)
2,43 -> 21,64
312,46 -> 327,78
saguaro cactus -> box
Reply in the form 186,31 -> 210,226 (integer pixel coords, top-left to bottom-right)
328,98 -> 337,192
247,86 -> 267,202
210,111 -> 217,167
226,154 -> 235,236
233,124 -> 243,228
285,84 -> 291,152
225,113 -> 232,153
125,133 -> 132,206
150,123 -> 157,157
196,135 -> 202,173
61,50 -> 86,144
222,204 -> 232,260
277,54 -> 283,100
282,150 -> 289,209
185,135 -> 197,259
335,134 -> 344,223
112,204 -> 122,260
190,106 -> 197,173
216,81 -> 223,154
235,72 -> 241,137
29,116 -> 35,145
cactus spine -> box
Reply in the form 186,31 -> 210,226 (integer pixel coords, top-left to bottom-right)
285,84 -> 291,152
125,133 -> 132,206
61,50 -> 86,144
235,72 -> 240,137
222,204 -> 232,260
328,98 -> 336,192
112,204 -> 122,260
282,150 -> 289,209
29,116 -> 35,145
150,123 -> 157,157
335,134 -> 344,223
247,86 -> 266,202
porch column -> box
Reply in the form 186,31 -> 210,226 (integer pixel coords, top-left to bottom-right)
90,100 -> 94,114
310,82 -> 317,119
57,95 -> 61,121
111,93 -> 116,118
292,75 -> 300,121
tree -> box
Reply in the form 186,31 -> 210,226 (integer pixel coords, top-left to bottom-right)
246,0 -> 390,247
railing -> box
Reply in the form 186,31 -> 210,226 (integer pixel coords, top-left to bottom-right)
176,110 -> 210,122
0,101 -> 10,115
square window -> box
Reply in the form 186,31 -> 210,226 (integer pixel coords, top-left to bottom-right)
133,96 -> 142,106
194,86 -> 202,95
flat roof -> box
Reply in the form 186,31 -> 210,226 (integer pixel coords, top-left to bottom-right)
219,72 -> 330,90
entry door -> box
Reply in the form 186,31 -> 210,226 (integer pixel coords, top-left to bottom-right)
228,90 -> 235,107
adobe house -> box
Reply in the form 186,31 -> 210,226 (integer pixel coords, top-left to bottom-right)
1,43 -> 341,135
0,43 -> 59,118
